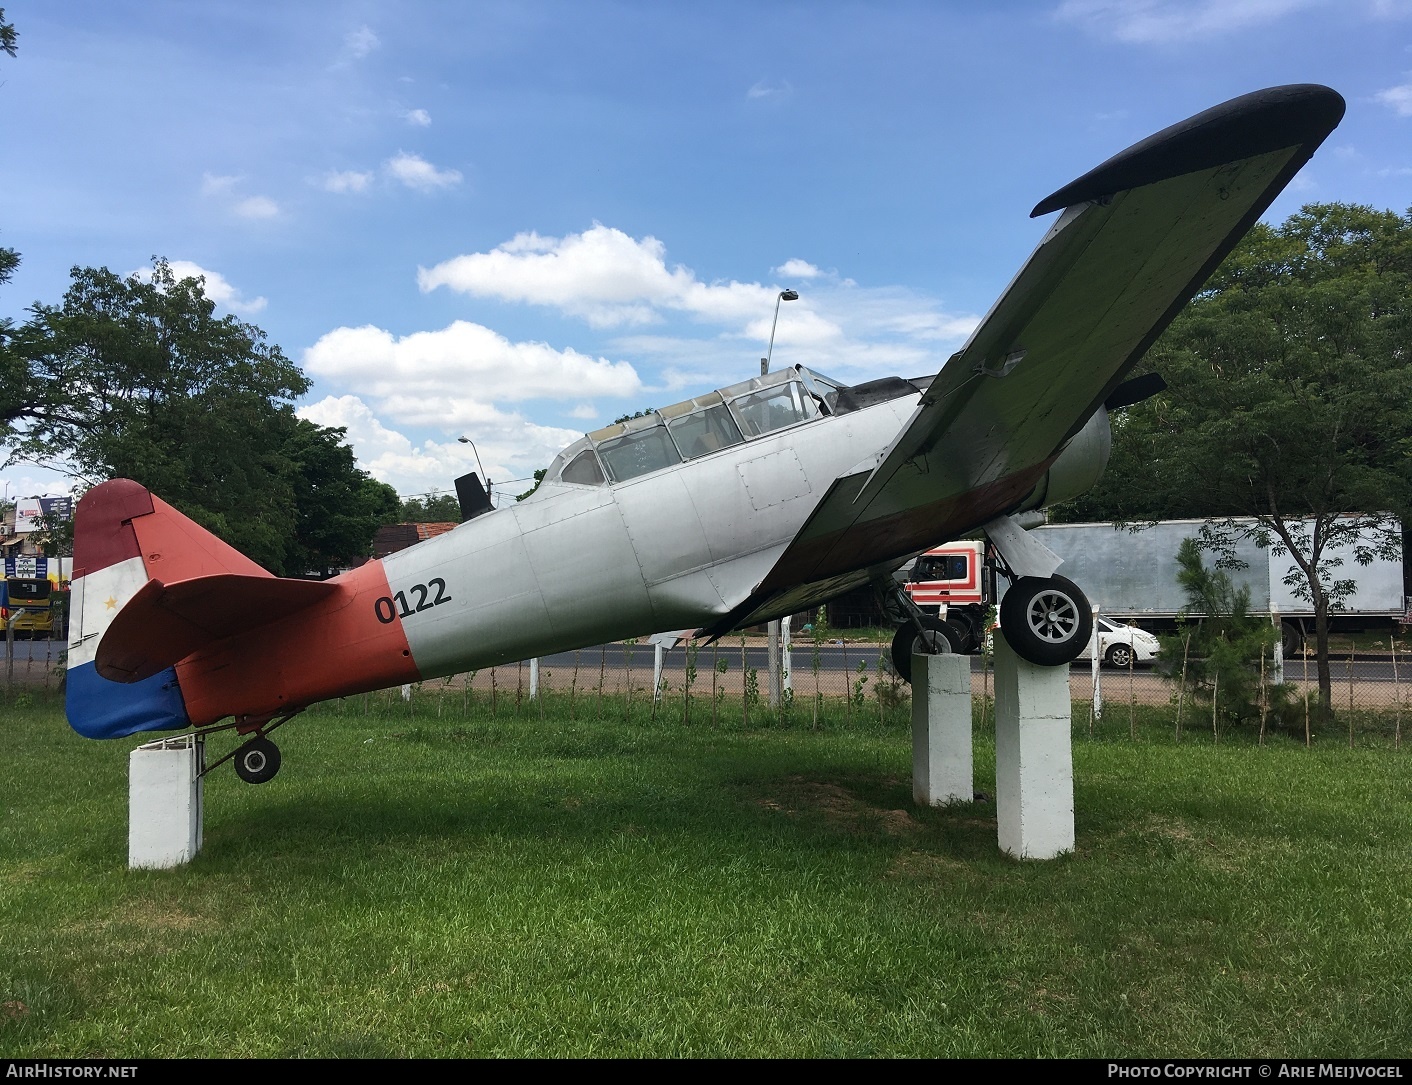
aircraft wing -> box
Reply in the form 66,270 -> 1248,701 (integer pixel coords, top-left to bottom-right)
708,84 -> 1344,633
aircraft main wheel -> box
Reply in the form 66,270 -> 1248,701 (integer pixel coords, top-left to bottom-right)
999,575 -> 1093,667
944,617 -> 975,654
890,617 -> 961,684
233,736 -> 281,784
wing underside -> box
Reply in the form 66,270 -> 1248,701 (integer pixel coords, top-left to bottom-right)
707,84 -> 1345,634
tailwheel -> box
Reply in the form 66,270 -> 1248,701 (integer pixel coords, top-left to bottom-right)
233,736 -> 281,784
998,574 -> 1092,667
889,615 -> 961,684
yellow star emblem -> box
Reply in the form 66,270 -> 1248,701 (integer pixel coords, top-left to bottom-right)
104,597 -> 117,610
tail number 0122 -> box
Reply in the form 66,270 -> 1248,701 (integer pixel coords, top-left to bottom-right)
374,579 -> 451,624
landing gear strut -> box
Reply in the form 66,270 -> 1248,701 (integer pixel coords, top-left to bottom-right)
875,577 -> 961,684
183,709 -> 302,785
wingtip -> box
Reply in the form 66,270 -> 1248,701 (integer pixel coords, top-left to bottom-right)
1030,84 -> 1346,219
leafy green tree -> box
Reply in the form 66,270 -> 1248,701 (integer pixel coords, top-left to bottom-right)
1056,204 -> 1412,719
516,468 -> 546,502
0,9 -> 20,362
0,8 -> 16,59
5,260 -> 312,570
283,419 -> 399,577
396,493 -> 462,522
1163,539 -> 1293,735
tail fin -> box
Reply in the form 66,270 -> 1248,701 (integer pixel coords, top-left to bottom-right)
66,480 -> 331,739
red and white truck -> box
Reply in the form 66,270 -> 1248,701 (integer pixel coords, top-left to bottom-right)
901,540 -> 990,652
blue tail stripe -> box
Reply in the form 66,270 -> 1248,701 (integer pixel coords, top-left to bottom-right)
66,660 -> 191,739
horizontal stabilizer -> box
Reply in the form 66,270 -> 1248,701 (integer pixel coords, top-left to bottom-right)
96,574 -> 339,683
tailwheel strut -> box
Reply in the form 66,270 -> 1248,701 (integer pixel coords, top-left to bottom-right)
191,709 -> 303,784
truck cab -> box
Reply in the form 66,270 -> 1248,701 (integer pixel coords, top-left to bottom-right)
902,540 -> 989,651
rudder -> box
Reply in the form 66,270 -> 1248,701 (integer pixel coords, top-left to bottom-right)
65,479 -> 272,739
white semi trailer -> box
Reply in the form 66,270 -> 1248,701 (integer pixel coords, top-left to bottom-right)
905,518 -> 1408,654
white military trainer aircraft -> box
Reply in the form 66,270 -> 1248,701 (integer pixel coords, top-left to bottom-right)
66,84 -> 1344,782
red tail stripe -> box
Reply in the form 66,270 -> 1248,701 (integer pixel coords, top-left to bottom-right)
72,480 -> 152,576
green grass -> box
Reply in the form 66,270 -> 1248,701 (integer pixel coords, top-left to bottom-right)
2,689 -> 1410,1057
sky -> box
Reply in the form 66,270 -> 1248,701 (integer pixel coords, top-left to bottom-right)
2,0 -> 1410,507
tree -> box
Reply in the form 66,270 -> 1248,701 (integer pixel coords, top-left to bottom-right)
396,493 -> 462,522
3,260 -> 320,572
516,468 -> 546,502
0,9 -> 20,352
282,419 -> 399,577
1163,539 -> 1295,735
1060,204 -> 1412,718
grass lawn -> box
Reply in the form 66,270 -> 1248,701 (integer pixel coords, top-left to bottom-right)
2,690 -> 1409,1058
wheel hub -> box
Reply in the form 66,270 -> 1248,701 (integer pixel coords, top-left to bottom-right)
1028,591 -> 1078,642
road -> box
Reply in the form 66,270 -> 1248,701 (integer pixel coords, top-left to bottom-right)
537,642 -> 1407,682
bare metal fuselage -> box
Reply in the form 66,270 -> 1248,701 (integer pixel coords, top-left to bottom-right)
382,394 -> 918,678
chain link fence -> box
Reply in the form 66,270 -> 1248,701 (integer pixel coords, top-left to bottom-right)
9,630 -> 1408,742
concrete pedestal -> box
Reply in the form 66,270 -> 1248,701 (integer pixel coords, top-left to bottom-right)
992,634 -> 1074,859
129,734 -> 204,869
911,652 -> 973,806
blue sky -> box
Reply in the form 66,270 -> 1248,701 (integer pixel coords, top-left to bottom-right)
3,1 -> 1410,506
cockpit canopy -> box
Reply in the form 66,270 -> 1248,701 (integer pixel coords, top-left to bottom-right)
541,365 -> 848,489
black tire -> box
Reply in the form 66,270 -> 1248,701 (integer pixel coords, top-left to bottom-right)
944,617 -> 975,654
233,736 -> 281,784
890,617 -> 962,684
1280,621 -> 1304,657
1105,642 -> 1134,669
999,574 -> 1093,667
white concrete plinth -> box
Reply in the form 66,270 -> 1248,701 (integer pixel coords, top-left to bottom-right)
129,735 -> 204,869
911,652 -> 974,806
993,634 -> 1074,860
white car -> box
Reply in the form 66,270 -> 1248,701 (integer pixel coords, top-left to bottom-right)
1087,616 -> 1161,669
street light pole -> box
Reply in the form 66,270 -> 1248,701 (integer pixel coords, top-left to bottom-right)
763,288 -> 799,374
762,288 -> 798,705
456,436 -> 492,505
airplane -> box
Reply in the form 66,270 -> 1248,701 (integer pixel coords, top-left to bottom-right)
65,84 -> 1344,783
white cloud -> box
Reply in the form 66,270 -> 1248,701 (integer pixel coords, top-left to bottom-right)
233,195 -> 279,219
128,260 -> 267,315
404,108 -> 432,127
416,223 -> 979,384
1054,0 -> 1317,42
419,224 -> 779,328
302,320 -> 642,423
774,258 -> 823,279
167,260 -> 267,314
1375,81 -> 1412,115
385,151 -> 462,191
201,173 -> 279,219
0,471 -> 75,501
345,26 -> 380,59
298,394 -> 581,499
200,172 -> 240,196
747,78 -> 793,99
567,404 -> 599,420
322,169 -> 374,194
